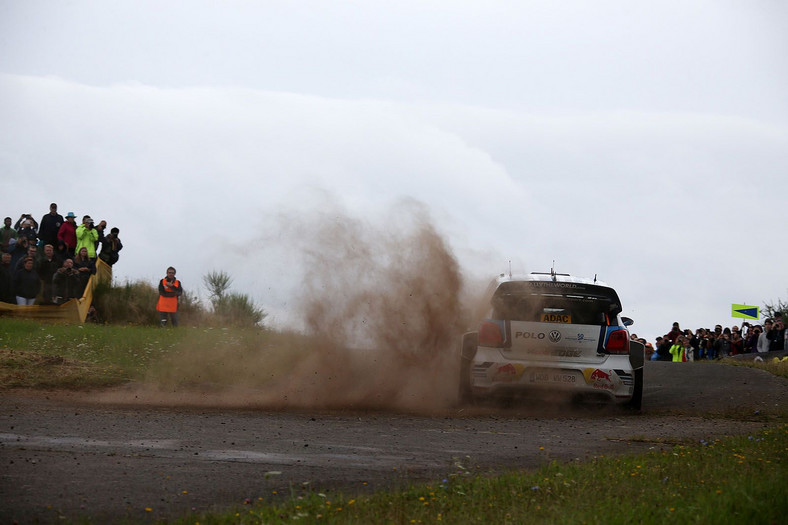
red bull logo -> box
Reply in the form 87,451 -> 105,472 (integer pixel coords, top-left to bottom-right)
589,369 -> 612,382
492,363 -> 525,382
582,368 -> 615,391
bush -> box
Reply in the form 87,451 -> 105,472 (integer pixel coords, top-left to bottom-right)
203,270 -> 266,328
92,280 -> 206,326
213,292 -> 267,327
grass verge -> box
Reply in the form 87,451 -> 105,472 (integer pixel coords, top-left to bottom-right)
725,354 -> 788,379
174,424 -> 787,524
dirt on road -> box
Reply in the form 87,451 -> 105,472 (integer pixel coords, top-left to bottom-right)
1,359 -> 786,524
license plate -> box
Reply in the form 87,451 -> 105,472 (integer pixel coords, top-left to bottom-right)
541,313 -> 571,323
528,369 -> 577,384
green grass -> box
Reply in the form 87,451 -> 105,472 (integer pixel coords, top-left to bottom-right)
172,425 -> 787,524
0,319 -> 296,390
725,354 -> 788,379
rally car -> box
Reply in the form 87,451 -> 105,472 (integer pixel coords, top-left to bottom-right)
459,271 -> 644,409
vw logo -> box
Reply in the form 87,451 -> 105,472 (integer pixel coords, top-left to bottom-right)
549,330 -> 562,343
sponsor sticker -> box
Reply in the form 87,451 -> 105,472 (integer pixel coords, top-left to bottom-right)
582,368 -> 617,391
541,313 -> 571,323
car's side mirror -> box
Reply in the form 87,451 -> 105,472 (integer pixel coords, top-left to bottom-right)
622,317 -> 634,327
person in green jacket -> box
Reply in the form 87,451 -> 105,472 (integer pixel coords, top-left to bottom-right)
669,337 -> 686,362
75,216 -> 99,260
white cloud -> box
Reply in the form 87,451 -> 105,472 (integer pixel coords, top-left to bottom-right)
1,1 -> 787,343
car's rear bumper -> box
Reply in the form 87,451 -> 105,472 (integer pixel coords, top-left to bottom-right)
469,351 -> 636,402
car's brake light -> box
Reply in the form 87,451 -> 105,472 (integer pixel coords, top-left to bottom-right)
605,329 -> 630,354
479,320 -> 505,348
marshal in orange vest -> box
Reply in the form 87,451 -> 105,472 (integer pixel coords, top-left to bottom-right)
156,277 -> 182,313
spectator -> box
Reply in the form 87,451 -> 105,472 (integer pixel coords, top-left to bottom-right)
714,328 -> 732,359
57,212 -> 78,256
38,203 -> 64,248
14,213 -> 38,233
13,257 -> 40,305
72,246 -> 96,296
767,313 -> 785,352
156,266 -> 183,327
55,240 -> 70,261
757,321 -> 772,353
665,321 -> 681,342
36,244 -> 61,305
1,217 -> 16,252
669,337 -> 685,362
743,323 -> 759,354
730,329 -> 744,356
656,336 -> 673,361
644,342 -> 655,360
0,252 -> 13,303
16,218 -> 38,245
685,329 -> 699,361
98,227 -> 123,266
75,216 -> 99,260
9,236 -> 30,270
94,220 -> 107,253
52,259 -> 82,304
650,336 -> 664,361
14,245 -> 38,272
697,329 -> 710,359
682,336 -> 694,362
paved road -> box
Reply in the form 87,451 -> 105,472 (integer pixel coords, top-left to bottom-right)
1,360 -> 786,523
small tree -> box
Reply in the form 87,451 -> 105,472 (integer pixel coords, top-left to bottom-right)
763,295 -> 788,321
203,270 -> 233,307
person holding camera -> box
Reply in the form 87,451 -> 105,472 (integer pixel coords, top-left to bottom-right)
767,313 -> 785,352
75,215 -> 99,260
14,213 -> 38,233
16,217 -> 38,245
98,227 -> 123,266
52,258 -> 82,304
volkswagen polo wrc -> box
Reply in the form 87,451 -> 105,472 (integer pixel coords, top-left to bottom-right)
459,272 -> 644,409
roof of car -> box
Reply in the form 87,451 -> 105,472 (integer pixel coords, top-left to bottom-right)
492,272 -> 610,287
486,272 -> 622,309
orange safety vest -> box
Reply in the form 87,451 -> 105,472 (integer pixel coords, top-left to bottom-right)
156,278 -> 181,313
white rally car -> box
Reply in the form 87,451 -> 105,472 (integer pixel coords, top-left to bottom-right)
459,272 -> 644,409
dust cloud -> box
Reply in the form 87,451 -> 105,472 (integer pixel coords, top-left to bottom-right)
103,199 -> 479,413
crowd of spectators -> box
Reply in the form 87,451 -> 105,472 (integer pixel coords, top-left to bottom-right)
0,203 -> 123,306
634,314 -> 787,362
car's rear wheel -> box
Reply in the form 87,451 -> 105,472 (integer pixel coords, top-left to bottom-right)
458,332 -> 478,406
458,359 -> 473,405
625,368 -> 643,411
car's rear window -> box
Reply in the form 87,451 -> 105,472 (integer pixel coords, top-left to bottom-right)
491,281 -> 622,325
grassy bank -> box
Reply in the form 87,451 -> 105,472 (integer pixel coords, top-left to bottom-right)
0,319 -> 290,390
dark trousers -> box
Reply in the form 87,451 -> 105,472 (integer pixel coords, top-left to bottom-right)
159,311 -> 179,327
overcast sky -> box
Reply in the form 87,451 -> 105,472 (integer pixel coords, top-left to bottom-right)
1,1 -> 786,342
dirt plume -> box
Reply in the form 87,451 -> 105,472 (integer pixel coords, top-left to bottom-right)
276,199 -> 467,410
106,199 -> 473,412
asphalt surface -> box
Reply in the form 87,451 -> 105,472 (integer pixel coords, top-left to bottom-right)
1,358 -> 786,523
